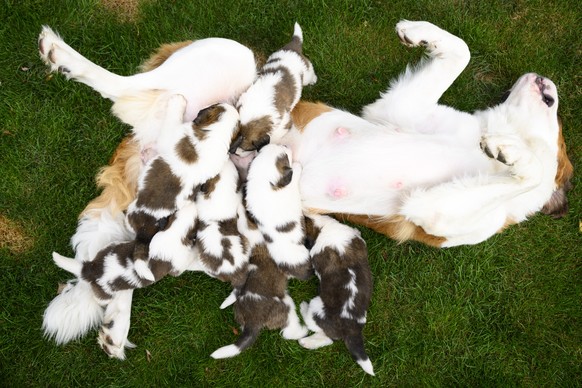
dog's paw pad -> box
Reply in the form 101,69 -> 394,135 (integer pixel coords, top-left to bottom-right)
480,135 -> 522,166
395,20 -> 443,49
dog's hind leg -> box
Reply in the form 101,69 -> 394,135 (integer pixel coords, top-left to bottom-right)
39,26 -> 130,101
97,289 -> 136,359
362,21 -> 470,125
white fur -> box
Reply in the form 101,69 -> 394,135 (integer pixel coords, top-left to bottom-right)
42,277 -> 104,345
288,20 -> 562,247
210,344 -> 241,359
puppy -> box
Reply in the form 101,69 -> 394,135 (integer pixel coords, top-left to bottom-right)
230,22 -> 317,176
193,159 -> 250,289
126,95 -> 239,280
210,242 -> 307,359
244,144 -> 311,280
299,214 -> 374,376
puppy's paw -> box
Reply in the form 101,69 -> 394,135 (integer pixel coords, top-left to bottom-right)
97,324 -> 135,360
281,323 -> 308,340
395,20 -> 444,49
298,332 -> 334,349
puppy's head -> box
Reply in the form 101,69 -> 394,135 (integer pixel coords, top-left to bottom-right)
247,144 -> 294,190
192,103 -> 240,145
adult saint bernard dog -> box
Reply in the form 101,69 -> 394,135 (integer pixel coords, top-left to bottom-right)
38,20 -> 573,354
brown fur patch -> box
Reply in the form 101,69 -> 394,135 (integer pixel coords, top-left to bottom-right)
200,175 -> 221,199
0,214 -> 33,254
82,136 -> 141,217
238,116 -> 273,151
275,221 -> 297,233
541,119 -> 574,218
135,158 -> 181,211
273,154 -> 293,189
262,67 -> 297,117
336,214 -> 446,248
175,136 -> 198,164
192,104 -> 226,140
291,101 -> 332,132
139,41 -> 194,72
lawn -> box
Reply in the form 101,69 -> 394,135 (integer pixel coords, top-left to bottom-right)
0,0 -> 580,386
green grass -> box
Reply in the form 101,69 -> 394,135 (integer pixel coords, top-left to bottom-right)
1,0 -> 580,386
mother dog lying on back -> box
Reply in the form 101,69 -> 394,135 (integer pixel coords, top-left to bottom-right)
38,20 -> 573,253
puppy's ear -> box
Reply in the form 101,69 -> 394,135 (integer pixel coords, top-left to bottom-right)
229,133 -> 244,154
274,165 -> 293,189
252,134 -> 271,151
194,104 -> 224,127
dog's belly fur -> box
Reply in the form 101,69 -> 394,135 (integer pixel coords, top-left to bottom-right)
286,110 -> 493,215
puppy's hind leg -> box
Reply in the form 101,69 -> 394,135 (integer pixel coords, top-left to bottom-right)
280,294 -> 308,339
97,289 -> 136,359
38,26 -> 128,101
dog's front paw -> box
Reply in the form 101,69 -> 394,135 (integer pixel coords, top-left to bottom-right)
480,134 -> 524,166
395,20 -> 444,49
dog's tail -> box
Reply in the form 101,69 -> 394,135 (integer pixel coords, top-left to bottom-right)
210,326 -> 260,359
52,251 -> 82,276
283,22 -> 304,53
42,278 -> 104,345
344,334 -> 375,376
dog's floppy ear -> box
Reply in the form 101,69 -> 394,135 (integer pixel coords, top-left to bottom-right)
541,117 -> 574,219
193,104 -> 224,127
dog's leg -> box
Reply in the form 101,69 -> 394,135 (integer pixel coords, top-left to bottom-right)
38,26 -> 130,101
280,294 -> 308,339
362,20 -> 470,125
401,135 -> 548,246
97,290 -> 135,359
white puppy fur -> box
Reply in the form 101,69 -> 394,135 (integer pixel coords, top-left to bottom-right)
287,20 -> 570,247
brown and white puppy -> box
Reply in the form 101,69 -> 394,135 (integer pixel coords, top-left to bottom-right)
244,144 -> 312,280
210,242 -> 308,359
230,22 -> 317,177
299,214 -> 374,376
191,159 -> 250,290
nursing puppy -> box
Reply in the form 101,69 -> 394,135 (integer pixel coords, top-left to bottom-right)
193,159 -> 250,289
244,144 -> 312,280
210,243 -> 308,359
230,22 -> 317,173
126,96 -> 239,280
299,214 -> 374,376
211,144 -> 310,359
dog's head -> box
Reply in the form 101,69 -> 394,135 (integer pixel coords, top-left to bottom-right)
247,144 -> 294,190
191,102 -> 240,146
491,73 -> 573,217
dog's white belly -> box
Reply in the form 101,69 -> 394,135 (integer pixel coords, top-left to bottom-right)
287,110 -> 491,215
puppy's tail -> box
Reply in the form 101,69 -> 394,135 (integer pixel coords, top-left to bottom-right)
283,22 -> 304,53
52,251 -> 82,276
345,334 -> 375,376
210,326 -> 260,359
42,278 -> 104,345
